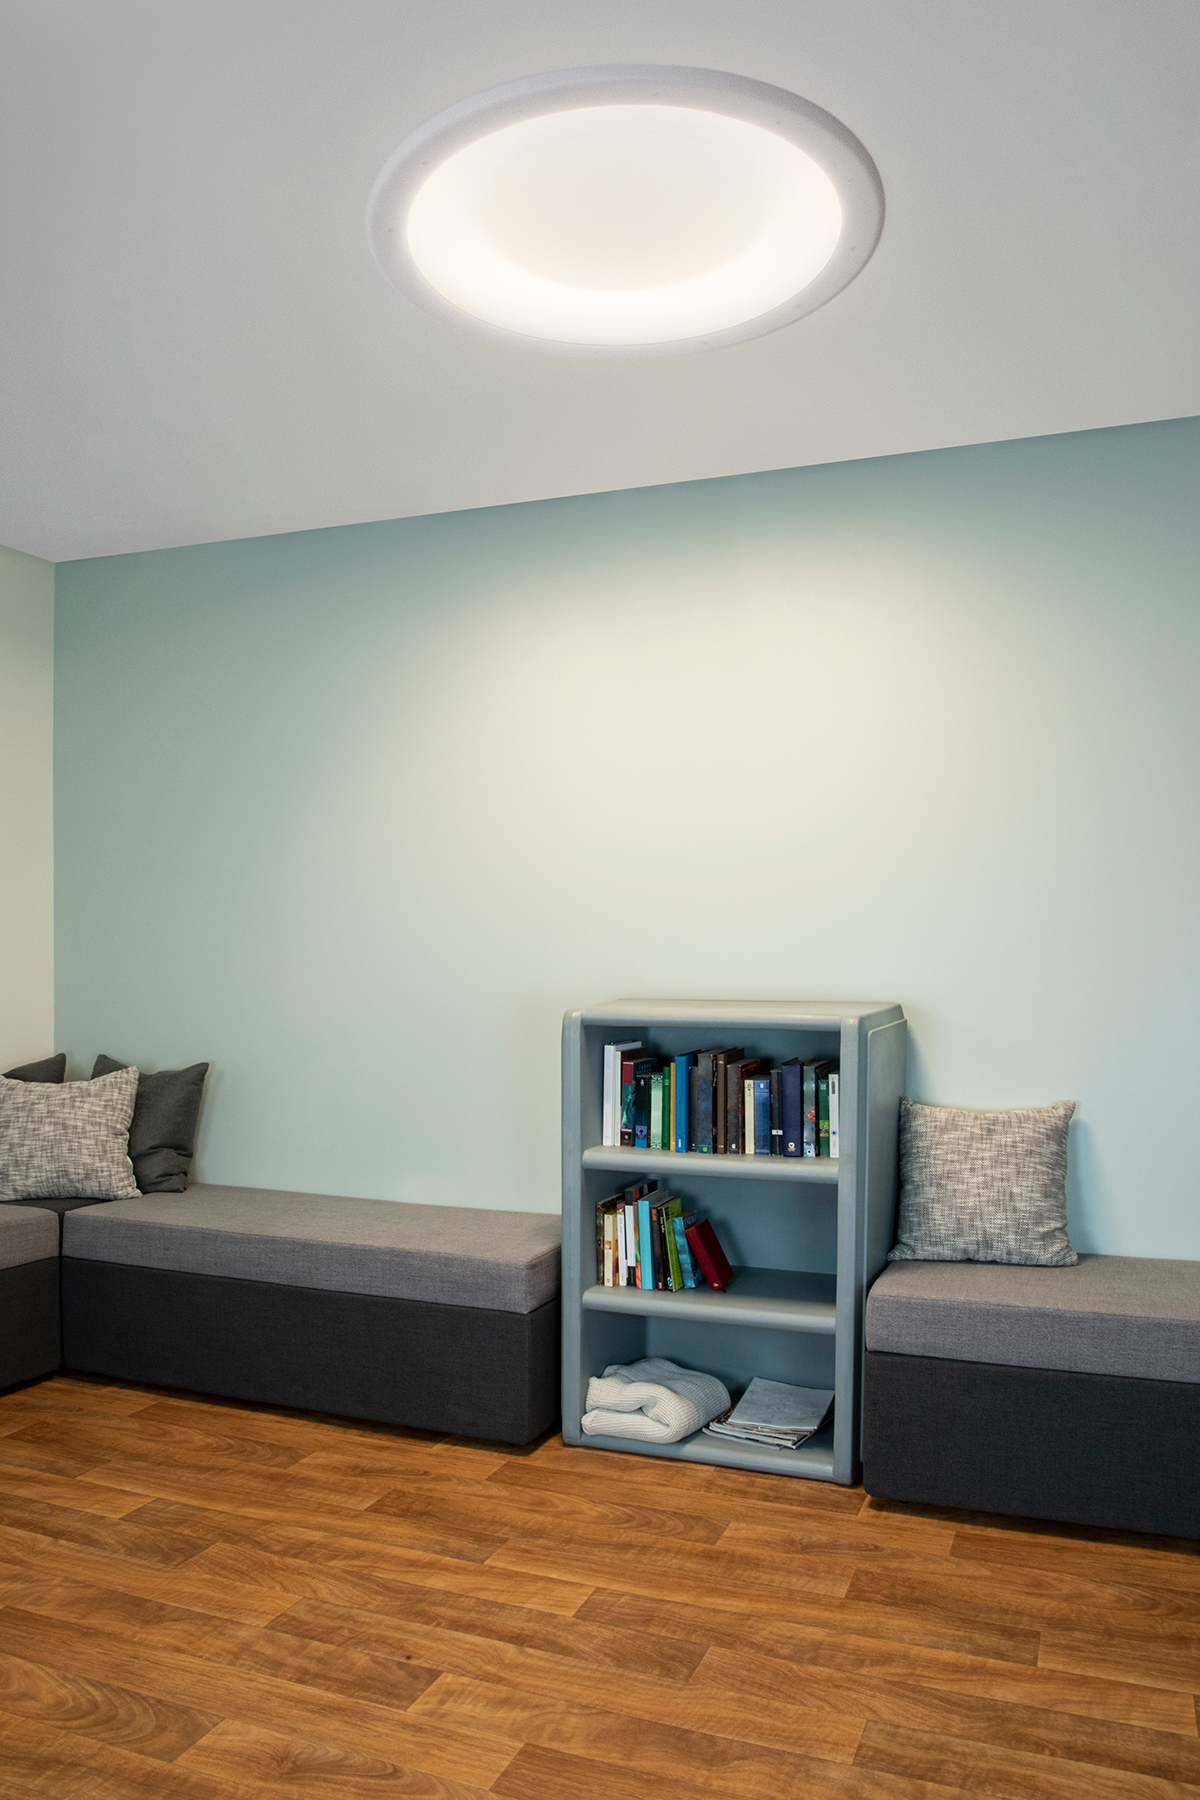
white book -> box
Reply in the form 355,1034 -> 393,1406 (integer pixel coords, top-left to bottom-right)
828,1071 -> 839,1158
602,1040 -> 640,1147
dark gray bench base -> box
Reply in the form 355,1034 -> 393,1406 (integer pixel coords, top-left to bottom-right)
63,1257 -> 560,1445
863,1349 -> 1200,1538
0,1258 -> 61,1389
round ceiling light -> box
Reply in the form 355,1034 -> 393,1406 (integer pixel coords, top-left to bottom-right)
366,65 -> 884,356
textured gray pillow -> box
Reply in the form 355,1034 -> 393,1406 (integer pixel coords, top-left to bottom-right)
0,1066 -> 140,1201
889,1097 -> 1077,1267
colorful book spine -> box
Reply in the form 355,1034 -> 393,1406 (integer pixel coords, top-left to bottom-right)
649,1202 -> 665,1288
649,1071 -> 665,1151
828,1070 -> 840,1157
632,1057 -> 656,1150
802,1059 -> 821,1157
817,1066 -> 830,1155
603,1040 -> 640,1147
694,1052 -> 716,1153
780,1058 -> 803,1157
668,1063 -> 676,1156
684,1217 -> 734,1291
674,1053 -> 695,1153
660,1197 -> 684,1289
672,1212 -> 699,1286
752,1076 -> 771,1155
637,1195 -> 655,1290
619,1055 -> 637,1148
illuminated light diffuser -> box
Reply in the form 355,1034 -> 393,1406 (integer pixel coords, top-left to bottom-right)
366,66 -> 884,356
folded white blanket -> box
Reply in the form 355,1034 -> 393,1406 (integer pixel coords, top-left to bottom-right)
581,1357 -> 731,1443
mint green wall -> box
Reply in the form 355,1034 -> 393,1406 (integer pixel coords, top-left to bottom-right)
55,417 -> 1200,1251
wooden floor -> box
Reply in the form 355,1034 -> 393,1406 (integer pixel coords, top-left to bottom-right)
0,1379 -> 1198,1800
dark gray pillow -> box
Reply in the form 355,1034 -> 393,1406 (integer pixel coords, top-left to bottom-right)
3,1054 -> 66,1083
91,1055 -> 209,1194
888,1097 -> 1078,1268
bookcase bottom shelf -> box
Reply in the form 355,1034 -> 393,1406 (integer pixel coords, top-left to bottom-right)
576,1420 -> 838,1481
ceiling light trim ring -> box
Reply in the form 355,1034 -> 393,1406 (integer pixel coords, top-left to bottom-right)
366,65 -> 885,357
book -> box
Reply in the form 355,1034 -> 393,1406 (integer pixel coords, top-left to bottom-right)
725,1056 -> 760,1156
703,1379 -> 834,1447
672,1211 -> 700,1286
828,1069 -> 839,1158
752,1075 -> 771,1155
649,1070 -> 666,1151
602,1041 -> 640,1147
596,1190 -> 631,1284
632,1056 -> 657,1150
743,1077 -> 756,1154
780,1057 -> 803,1157
637,1194 -> 655,1291
649,1201 -> 665,1289
619,1053 -> 638,1148
817,1065 -> 832,1155
802,1058 -> 829,1158
685,1217 -> 734,1291
668,1062 -> 676,1157
705,1375 -> 834,1447
694,1051 -> 717,1153
769,1066 -> 783,1155
659,1196 -> 684,1289
673,1053 -> 695,1153
713,1048 -> 744,1155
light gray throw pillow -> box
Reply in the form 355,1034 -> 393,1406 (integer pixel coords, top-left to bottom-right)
0,1066 -> 140,1201
888,1097 -> 1077,1267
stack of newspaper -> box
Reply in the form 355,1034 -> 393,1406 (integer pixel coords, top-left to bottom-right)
703,1378 -> 834,1449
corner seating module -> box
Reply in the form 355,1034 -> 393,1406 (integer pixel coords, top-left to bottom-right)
862,1255 -> 1200,1538
61,1185 -> 562,1445
0,1203 -> 60,1389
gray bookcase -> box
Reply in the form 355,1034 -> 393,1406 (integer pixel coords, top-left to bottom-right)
561,999 -> 906,1485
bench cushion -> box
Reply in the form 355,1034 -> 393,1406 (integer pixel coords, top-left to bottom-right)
0,1203 -> 58,1271
62,1184 -> 561,1314
865,1254 -> 1200,1384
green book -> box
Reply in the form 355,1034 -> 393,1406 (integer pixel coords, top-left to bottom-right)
649,1071 -> 665,1150
817,1066 -> 832,1154
659,1196 -> 684,1290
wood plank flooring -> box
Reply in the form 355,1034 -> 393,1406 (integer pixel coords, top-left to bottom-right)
0,1375 -> 1198,1798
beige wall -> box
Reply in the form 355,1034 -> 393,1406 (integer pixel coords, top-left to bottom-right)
0,543 -> 54,1070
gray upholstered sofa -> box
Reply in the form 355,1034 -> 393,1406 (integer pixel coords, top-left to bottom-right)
4,1186 -> 562,1445
0,1204 -> 61,1388
863,1255 -> 1200,1537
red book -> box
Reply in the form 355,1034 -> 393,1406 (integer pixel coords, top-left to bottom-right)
684,1218 -> 735,1291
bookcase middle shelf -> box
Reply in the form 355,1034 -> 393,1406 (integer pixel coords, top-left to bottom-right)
582,1265 -> 837,1332
581,1145 -> 840,1184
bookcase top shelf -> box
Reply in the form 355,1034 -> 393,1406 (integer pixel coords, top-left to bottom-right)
582,1146 -> 839,1184
582,1266 -> 837,1333
575,998 -> 902,1031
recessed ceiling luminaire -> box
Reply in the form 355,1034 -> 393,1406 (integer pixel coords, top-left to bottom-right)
366,65 -> 884,356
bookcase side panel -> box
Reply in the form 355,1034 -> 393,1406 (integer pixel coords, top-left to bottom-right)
560,1009 -> 587,1446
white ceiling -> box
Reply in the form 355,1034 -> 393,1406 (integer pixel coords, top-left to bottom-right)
2,0 -> 1198,563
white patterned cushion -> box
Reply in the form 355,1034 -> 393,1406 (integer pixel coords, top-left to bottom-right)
0,1067 -> 140,1201
888,1097 -> 1077,1268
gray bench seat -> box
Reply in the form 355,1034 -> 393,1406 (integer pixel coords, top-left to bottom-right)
0,1203 -> 60,1388
64,1185 -> 561,1314
865,1255 -> 1200,1384
863,1253 -> 1200,1538
61,1184 -> 562,1444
